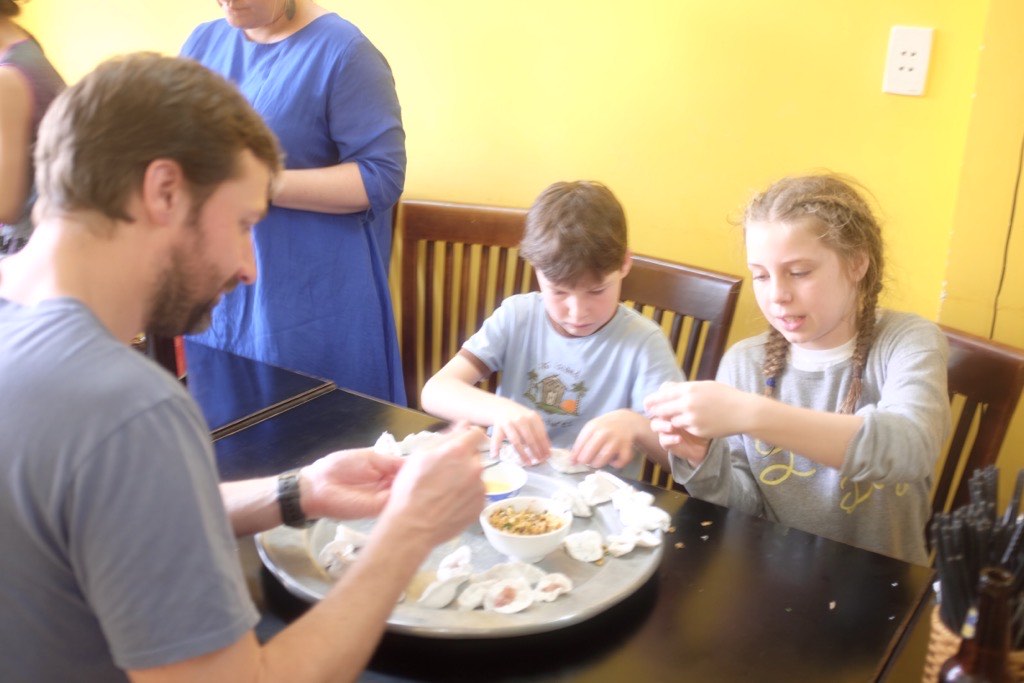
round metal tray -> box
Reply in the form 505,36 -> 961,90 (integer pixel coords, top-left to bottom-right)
256,463 -> 663,638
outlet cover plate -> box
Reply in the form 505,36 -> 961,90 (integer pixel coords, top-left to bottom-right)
882,26 -> 933,96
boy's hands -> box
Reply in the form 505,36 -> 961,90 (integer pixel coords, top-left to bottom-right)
490,400 -> 551,465
571,409 -> 638,469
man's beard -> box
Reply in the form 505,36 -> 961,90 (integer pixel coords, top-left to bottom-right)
146,242 -> 235,337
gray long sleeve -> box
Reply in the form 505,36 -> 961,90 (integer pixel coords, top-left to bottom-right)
672,310 -> 949,565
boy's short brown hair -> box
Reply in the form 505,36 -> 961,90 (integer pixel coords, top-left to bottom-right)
519,181 -> 627,285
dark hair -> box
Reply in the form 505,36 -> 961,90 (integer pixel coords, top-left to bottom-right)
519,180 -> 627,285
0,0 -> 21,18
745,173 -> 885,414
34,52 -> 282,227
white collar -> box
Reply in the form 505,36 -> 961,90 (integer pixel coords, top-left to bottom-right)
789,335 -> 857,372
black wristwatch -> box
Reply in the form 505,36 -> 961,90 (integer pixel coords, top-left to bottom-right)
277,469 -> 313,528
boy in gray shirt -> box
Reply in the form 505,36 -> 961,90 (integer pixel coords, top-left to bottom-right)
421,180 -> 682,471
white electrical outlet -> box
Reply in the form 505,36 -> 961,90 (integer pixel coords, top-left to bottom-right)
882,26 -> 933,96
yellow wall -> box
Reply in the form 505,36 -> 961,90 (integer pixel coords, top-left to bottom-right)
18,1 -> 1024,500
939,0 -> 1024,505
19,1 -> 984,325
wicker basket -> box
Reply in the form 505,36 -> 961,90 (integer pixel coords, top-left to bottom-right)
922,605 -> 1024,682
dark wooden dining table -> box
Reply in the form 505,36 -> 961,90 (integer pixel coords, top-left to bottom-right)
210,386 -> 937,682
184,340 -> 335,440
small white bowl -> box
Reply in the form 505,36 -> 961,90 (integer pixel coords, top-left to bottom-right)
480,496 -> 573,563
481,461 -> 528,503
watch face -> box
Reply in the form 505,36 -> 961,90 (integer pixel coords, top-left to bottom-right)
278,471 -> 308,528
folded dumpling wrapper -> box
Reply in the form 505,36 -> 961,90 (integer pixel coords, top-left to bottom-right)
436,544 -> 473,582
533,572 -> 574,602
417,574 -> 469,609
547,447 -> 591,474
484,577 -> 534,613
564,529 -> 604,563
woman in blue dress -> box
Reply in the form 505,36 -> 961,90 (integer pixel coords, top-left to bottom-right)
183,0 -> 407,402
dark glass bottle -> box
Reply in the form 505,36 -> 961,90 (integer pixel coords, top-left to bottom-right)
939,566 -> 1014,682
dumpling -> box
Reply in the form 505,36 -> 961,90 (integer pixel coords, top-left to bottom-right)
373,431 -> 402,457
610,487 -> 655,510
552,487 -> 592,518
470,561 -> 545,586
483,578 -> 534,613
417,574 -> 469,609
456,579 -> 496,611
533,573 -> 573,602
317,524 -> 370,578
547,448 -> 590,474
564,529 -> 604,563
618,502 -> 671,532
578,471 -> 630,506
498,442 -> 533,467
318,539 -> 360,578
436,544 -> 473,581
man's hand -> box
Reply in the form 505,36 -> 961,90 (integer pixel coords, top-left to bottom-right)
299,448 -> 405,521
379,425 -> 486,548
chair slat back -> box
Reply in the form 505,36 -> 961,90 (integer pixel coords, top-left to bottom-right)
621,255 -> 743,491
933,325 -> 1024,514
399,200 -> 531,410
620,255 -> 742,382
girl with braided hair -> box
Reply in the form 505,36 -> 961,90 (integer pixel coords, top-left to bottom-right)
644,174 -> 950,564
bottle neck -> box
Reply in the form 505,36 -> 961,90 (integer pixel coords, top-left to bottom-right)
975,569 -> 1012,646
957,567 -> 1013,680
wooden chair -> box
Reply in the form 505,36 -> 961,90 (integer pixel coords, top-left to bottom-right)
932,324 -> 1024,515
398,199 -> 533,411
621,255 -> 743,492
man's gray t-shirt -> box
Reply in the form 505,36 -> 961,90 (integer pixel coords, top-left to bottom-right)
0,298 -> 257,681
463,293 -> 683,448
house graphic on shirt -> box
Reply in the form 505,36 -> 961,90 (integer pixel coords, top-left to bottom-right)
523,371 -> 586,416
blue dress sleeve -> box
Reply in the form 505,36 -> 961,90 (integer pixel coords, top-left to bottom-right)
328,34 -> 406,218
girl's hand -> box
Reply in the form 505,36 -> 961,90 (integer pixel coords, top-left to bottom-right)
654,428 -> 712,467
644,380 -> 750,440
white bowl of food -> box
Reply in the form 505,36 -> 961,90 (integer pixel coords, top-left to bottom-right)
480,496 -> 573,563
481,461 -> 528,503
